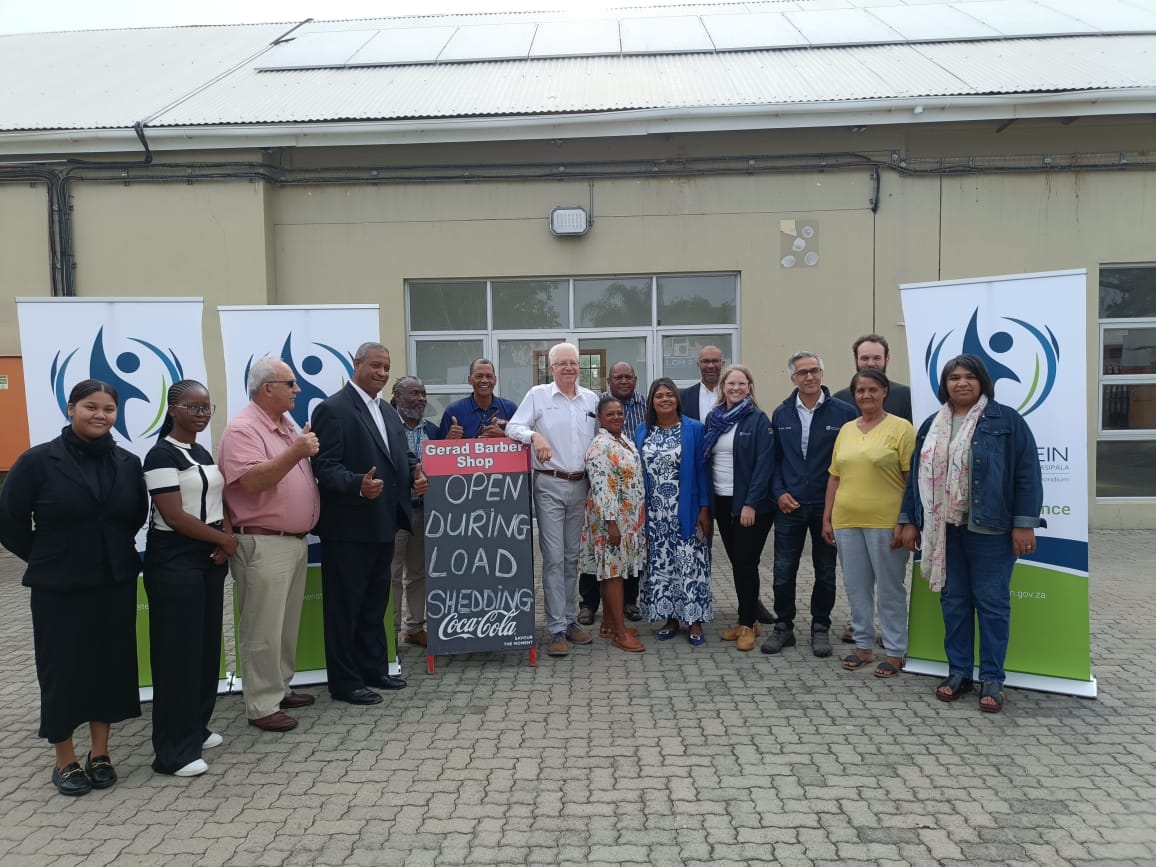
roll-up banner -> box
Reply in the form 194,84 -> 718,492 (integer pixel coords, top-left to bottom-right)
216,305 -> 400,684
15,297 -> 214,698
899,269 -> 1094,697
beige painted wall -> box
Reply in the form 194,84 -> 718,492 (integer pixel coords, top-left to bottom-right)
1,119 -> 1154,524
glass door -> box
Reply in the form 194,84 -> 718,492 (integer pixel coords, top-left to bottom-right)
578,333 -> 652,395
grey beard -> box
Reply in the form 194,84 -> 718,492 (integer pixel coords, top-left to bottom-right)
398,406 -> 424,423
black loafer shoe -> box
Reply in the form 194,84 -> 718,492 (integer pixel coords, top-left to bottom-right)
332,687 -> 383,705
756,601 -> 777,625
52,762 -> 92,797
367,674 -> 408,691
85,753 -> 117,789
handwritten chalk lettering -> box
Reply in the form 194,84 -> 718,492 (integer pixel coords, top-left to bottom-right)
442,473 -> 524,505
425,508 -> 530,540
427,586 -> 534,618
427,545 -> 518,578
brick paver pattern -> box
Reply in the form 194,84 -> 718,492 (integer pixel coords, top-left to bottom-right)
0,531 -> 1153,866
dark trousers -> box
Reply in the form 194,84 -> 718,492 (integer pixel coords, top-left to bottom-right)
714,496 -> 774,628
320,540 -> 394,695
578,572 -> 640,612
771,503 -> 837,633
144,545 -> 226,774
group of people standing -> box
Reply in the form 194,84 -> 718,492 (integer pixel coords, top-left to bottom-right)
0,332 -> 1046,797
507,337 -> 1044,718
0,342 -> 426,796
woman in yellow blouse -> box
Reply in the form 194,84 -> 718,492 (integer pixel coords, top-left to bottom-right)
822,370 -> 915,678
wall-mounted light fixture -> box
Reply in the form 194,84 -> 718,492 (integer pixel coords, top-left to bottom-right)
549,206 -> 591,237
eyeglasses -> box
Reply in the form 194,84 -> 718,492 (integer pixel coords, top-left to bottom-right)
551,361 -> 579,369
699,359 -> 724,366
264,379 -> 297,389
792,368 -> 823,379
176,404 -> 216,417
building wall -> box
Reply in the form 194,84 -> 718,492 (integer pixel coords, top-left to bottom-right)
1,119 -> 1154,525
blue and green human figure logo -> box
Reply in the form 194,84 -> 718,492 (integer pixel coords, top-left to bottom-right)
924,308 -> 1059,417
243,334 -> 354,429
50,327 -> 185,442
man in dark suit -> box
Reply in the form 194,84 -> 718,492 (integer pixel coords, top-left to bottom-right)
679,344 -> 725,424
311,342 -> 427,705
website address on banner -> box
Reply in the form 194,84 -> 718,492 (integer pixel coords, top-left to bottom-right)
1012,591 -> 1047,600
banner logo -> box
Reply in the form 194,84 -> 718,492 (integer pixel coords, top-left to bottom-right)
243,334 -> 353,428
923,308 -> 1060,416
50,327 -> 185,441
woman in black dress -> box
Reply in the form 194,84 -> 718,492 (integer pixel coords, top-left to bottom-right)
143,380 -> 236,777
0,379 -> 148,797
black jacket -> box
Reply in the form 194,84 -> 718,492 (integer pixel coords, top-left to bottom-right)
310,384 -> 417,542
0,436 -> 147,589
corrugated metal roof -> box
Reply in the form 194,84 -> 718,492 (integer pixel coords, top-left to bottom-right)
152,37 -> 1156,126
1,1 -> 1155,135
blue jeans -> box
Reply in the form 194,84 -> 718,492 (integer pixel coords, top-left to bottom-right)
771,503 -> 837,633
941,525 -> 1016,683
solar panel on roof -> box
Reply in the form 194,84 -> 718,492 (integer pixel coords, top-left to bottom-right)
870,5 -> 999,41
530,19 -> 621,57
702,12 -> 809,50
438,22 -> 536,62
347,26 -> 455,66
255,29 -> 376,71
620,15 -> 714,53
1042,0 -> 1156,32
785,8 -> 904,45
956,0 -> 1088,38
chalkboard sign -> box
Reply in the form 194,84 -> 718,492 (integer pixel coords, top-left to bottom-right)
421,438 -> 535,658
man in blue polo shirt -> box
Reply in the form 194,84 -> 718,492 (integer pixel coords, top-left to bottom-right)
437,358 -> 519,441
765,351 -> 857,658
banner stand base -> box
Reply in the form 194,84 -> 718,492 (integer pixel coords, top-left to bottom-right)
229,662 -> 402,696
904,658 -> 1098,698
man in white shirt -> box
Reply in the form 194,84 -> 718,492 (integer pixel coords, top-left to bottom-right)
506,343 -> 599,658
678,345 -> 724,424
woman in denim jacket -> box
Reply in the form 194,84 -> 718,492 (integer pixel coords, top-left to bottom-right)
898,354 -> 1044,713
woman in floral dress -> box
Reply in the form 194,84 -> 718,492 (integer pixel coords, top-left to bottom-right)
580,396 -> 646,652
634,378 -> 713,646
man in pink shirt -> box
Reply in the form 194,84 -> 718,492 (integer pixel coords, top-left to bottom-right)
219,357 -> 321,733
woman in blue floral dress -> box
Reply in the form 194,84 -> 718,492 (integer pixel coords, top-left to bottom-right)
634,378 -> 713,646
580,396 -> 647,652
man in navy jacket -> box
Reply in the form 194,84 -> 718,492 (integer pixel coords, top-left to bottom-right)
766,351 -> 857,657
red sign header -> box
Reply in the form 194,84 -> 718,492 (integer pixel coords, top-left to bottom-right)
422,437 -> 530,476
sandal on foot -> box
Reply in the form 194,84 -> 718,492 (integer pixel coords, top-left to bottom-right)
979,680 -> 1005,713
842,653 -> 870,671
657,622 -> 680,641
874,658 -> 903,679
935,674 -> 975,702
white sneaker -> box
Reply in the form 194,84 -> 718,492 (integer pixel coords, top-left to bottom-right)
202,732 -> 223,750
174,759 -> 208,777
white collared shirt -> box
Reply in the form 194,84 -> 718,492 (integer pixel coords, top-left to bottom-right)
697,382 -> 720,424
506,382 -> 599,472
350,380 -> 390,454
795,391 -> 826,459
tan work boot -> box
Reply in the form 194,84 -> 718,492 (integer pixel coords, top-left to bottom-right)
547,634 -> 569,657
735,625 -> 757,651
722,622 -> 759,641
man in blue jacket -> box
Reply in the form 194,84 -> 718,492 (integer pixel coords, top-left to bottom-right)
766,351 -> 857,657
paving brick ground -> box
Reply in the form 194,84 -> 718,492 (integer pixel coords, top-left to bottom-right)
0,530 -> 1153,866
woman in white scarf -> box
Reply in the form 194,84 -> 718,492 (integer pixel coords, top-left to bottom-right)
897,355 -> 1044,714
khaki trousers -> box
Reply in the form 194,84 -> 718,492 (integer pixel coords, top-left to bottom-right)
230,534 -> 308,719
390,504 -> 427,635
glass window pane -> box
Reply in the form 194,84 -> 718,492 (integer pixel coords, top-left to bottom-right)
423,391 -> 470,425
492,280 -> 569,329
1099,267 -> 1156,319
414,339 -> 484,386
660,333 -> 734,383
409,281 -> 487,331
657,274 -> 737,325
1101,384 -> 1156,431
574,277 -> 652,328
1103,327 -> 1156,375
1097,440 -> 1156,497
498,338 -> 565,405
